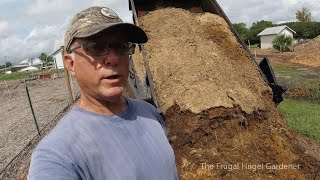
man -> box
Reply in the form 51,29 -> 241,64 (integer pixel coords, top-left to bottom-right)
28,6 -> 179,180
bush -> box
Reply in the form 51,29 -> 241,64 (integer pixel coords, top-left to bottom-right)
272,34 -> 293,52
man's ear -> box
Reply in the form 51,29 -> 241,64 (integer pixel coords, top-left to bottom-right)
64,53 -> 75,77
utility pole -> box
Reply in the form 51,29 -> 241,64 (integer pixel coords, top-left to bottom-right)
4,56 -> 7,73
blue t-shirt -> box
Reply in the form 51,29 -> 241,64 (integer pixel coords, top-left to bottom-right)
28,97 -> 179,180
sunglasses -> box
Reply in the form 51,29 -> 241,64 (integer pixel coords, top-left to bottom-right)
68,42 -> 136,56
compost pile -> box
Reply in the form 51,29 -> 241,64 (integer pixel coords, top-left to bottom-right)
292,37 -> 320,67
136,8 -> 320,179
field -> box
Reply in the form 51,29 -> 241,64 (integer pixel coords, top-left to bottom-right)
0,76 -> 80,178
254,48 -> 320,141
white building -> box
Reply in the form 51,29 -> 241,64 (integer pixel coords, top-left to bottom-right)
49,48 -> 64,69
258,25 -> 296,49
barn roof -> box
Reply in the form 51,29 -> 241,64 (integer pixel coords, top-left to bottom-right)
257,25 -> 296,36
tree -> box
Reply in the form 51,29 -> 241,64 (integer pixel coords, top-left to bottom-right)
38,53 -> 54,63
281,21 -> 320,39
249,20 -> 274,45
272,34 -> 293,52
5,61 -> 12,68
47,56 -> 54,62
233,22 -> 249,43
296,7 -> 312,22
39,52 -> 47,62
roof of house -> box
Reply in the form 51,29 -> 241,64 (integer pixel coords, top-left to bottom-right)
18,58 -> 43,66
49,48 -> 61,57
257,25 -> 296,36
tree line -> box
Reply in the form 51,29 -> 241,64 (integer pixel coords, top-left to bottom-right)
233,7 -> 320,45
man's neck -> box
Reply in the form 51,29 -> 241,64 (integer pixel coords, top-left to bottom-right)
76,92 -> 128,115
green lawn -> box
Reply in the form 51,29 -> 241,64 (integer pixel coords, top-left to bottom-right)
278,98 -> 320,141
247,44 -> 259,49
273,65 -> 301,78
0,69 -> 63,81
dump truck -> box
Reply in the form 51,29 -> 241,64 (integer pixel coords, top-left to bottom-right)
126,0 -> 319,179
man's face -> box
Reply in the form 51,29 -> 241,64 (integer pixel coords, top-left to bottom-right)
67,31 -> 130,102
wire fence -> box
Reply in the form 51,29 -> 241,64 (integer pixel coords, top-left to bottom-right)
0,70 -> 80,176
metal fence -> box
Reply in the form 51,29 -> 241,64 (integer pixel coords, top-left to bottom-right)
0,71 -> 80,176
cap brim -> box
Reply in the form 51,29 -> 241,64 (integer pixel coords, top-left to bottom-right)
74,23 -> 148,43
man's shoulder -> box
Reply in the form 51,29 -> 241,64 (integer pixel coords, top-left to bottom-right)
36,107 -> 84,151
126,97 -> 158,112
126,97 -> 166,130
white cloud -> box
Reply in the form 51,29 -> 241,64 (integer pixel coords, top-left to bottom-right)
0,25 -> 65,64
27,0 -> 72,15
0,21 -> 10,38
0,0 -> 16,6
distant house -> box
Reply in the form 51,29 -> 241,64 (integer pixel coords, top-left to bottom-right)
11,58 -> 44,72
258,25 -> 296,49
18,58 -> 43,67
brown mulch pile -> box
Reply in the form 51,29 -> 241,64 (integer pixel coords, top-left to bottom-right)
137,8 -> 320,179
294,37 -> 320,54
139,8 -> 269,114
292,37 -> 320,67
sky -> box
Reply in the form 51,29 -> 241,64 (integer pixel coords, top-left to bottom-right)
0,0 -> 319,65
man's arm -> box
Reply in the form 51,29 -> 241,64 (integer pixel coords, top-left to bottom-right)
28,148 -> 80,180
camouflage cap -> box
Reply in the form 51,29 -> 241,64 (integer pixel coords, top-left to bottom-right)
64,6 -> 148,52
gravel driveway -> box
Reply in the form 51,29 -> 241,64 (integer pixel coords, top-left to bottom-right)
0,77 -> 79,173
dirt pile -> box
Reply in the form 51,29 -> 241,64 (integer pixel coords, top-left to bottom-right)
294,37 -> 320,54
293,37 -> 320,67
137,8 -> 320,179
166,104 -> 320,179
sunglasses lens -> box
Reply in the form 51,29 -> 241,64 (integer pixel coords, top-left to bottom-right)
111,42 -> 131,55
85,43 -> 109,56
83,42 -> 135,56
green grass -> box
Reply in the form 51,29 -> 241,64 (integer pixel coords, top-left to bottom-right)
309,83 -> 320,103
0,69 -> 64,81
278,98 -> 320,141
273,65 -> 301,78
247,44 -> 259,49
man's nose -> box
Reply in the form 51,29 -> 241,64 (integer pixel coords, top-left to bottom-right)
103,50 -> 121,67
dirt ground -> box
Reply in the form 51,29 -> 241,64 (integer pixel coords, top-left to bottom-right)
253,49 -> 300,67
137,7 -> 320,179
0,76 -> 80,177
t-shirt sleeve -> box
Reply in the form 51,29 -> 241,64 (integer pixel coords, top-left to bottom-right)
28,148 -> 80,180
